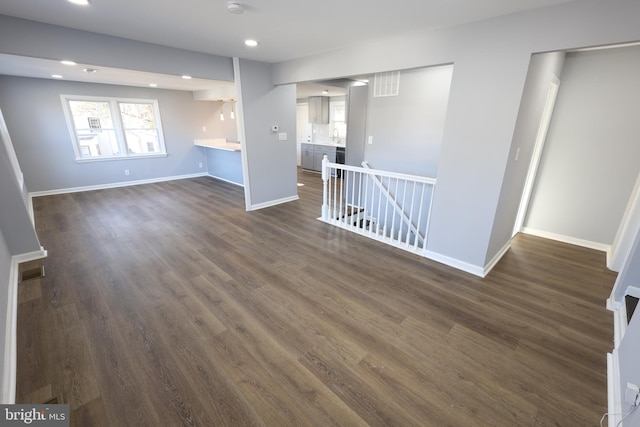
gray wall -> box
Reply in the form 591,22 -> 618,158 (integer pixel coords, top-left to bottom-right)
0,117 -> 41,255
272,0 -> 640,269
236,59 -> 297,208
525,46 -> 640,247
364,65 -> 453,177
345,85 -> 368,167
205,149 -> 243,186
610,226 -> 640,425
0,76 -> 222,192
0,107 -> 42,401
0,15 -> 233,81
485,52 -> 565,264
0,230 -> 11,403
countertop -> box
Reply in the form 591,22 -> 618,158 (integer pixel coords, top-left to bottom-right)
303,141 -> 345,148
194,138 -> 241,152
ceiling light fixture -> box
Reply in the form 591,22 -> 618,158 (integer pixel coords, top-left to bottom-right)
227,1 -> 244,14
182,75 -> 192,80
60,60 -> 76,66
51,74 -> 64,79
83,68 -> 98,73
244,39 -> 258,47
149,83 -> 158,87
230,102 -> 235,120
67,0 -> 90,5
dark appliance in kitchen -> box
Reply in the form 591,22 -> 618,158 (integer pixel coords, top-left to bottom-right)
336,146 -> 345,177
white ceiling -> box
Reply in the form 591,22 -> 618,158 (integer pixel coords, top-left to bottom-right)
0,0 -> 583,92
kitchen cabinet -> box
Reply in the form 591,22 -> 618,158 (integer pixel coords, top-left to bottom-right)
301,144 -> 336,173
301,143 -> 314,170
308,96 -> 329,124
313,145 -> 336,171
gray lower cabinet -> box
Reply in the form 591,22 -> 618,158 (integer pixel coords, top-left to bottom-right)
313,146 -> 336,171
301,144 -> 336,172
301,143 -> 314,170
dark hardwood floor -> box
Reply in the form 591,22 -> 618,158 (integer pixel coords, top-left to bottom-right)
17,170 -> 617,426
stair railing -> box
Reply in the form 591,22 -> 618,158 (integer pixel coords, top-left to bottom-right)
320,155 -> 436,255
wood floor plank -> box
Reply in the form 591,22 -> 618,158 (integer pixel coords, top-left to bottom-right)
16,171 -> 617,426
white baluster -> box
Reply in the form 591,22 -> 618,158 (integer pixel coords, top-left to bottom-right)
321,155 -> 329,220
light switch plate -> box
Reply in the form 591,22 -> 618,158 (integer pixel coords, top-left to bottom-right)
278,132 -> 287,141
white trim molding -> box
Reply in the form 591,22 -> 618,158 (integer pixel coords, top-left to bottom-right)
423,250 -> 485,278
483,240 -> 512,278
522,227 -> 611,252
248,195 -> 300,211
2,247 -> 47,404
207,173 -> 244,188
28,172 -> 208,198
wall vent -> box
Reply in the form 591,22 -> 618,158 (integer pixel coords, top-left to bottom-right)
373,71 -> 400,97
21,266 -> 45,282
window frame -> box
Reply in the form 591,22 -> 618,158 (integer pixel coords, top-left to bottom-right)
60,94 -> 168,162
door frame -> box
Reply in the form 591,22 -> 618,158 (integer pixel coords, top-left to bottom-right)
513,77 -> 560,236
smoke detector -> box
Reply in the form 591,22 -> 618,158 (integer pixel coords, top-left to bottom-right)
227,1 -> 244,14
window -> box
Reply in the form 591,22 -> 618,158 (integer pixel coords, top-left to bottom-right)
61,95 -> 167,161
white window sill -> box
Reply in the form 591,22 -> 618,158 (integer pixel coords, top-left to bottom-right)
74,153 -> 168,163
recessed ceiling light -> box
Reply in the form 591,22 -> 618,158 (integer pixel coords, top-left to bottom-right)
182,75 -> 192,80
67,0 -> 90,5
322,90 -> 329,95
51,74 -> 64,79
227,1 -> 244,14
83,68 -> 98,73
149,83 -> 158,87
244,39 -> 258,47
60,60 -> 76,66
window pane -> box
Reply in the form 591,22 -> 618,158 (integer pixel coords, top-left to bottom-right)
62,96 -> 166,161
119,103 -> 156,129
119,103 -> 160,154
124,129 -> 160,154
68,100 -> 118,158
76,130 -> 121,157
68,100 -> 114,129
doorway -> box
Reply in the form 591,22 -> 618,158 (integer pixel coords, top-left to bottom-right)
512,78 -> 560,237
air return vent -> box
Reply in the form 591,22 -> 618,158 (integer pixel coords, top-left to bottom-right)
21,266 -> 45,282
373,71 -> 400,97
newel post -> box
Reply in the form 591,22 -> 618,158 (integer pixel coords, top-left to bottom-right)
321,155 -> 329,220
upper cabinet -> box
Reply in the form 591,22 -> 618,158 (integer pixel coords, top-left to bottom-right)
308,96 -> 329,124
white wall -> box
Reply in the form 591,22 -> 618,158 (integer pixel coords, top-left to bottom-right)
525,46 -> 640,248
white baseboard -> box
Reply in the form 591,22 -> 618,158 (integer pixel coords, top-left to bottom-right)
248,195 -> 300,211
28,172 -> 208,198
206,173 -> 244,187
2,248 -> 47,404
423,250 -> 485,278
522,227 -> 611,252
483,240 -> 511,277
